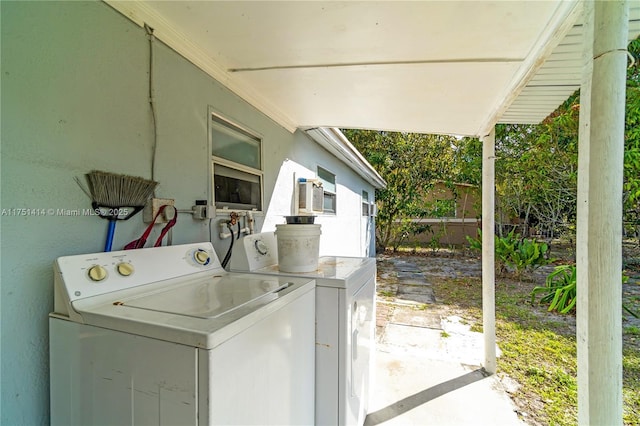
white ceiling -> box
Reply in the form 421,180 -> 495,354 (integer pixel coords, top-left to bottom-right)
106,1 -> 640,137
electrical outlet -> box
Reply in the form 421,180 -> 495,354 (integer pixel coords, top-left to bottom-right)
143,198 -> 175,223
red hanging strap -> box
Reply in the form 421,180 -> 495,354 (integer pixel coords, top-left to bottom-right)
124,205 -> 177,250
153,207 -> 177,247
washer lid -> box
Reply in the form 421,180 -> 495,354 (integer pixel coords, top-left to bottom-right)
69,272 -> 316,349
119,275 -> 288,319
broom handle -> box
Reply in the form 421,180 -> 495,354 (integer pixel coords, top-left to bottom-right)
104,220 -> 117,252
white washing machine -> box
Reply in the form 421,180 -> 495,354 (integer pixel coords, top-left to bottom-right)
50,242 -> 316,425
230,232 -> 376,426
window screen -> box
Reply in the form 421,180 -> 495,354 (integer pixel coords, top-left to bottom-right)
317,167 -> 336,214
211,115 -> 261,170
362,190 -> 370,216
210,112 -> 263,211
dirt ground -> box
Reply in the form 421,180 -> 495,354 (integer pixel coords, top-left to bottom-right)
374,242 -> 640,424
376,243 -> 640,350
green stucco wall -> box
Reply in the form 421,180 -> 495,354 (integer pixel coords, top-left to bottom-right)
1,2 -> 375,424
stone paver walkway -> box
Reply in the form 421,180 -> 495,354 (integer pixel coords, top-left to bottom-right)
367,254 -> 523,426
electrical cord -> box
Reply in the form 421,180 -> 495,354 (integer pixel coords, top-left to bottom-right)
221,222 -> 235,268
144,23 -> 158,195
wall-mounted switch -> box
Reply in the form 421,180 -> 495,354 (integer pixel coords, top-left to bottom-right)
192,203 -> 213,220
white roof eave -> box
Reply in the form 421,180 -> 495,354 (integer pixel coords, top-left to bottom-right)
304,128 -> 387,189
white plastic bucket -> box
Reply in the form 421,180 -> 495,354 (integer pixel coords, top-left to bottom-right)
275,224 -> 322,273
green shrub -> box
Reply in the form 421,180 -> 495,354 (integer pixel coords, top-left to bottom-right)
532,265 -> 633,315
509,237 -> 552,273
467,230 -> 554,277
531,265 -> 577,314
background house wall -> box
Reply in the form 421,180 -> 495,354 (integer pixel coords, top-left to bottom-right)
0,2 -> 376,424
399,182 -> 480,247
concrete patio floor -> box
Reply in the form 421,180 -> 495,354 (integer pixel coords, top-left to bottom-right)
365,256 -> 524,426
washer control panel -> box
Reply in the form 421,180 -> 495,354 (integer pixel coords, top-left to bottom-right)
229,232 -> 279,272
55,243 -> 221,302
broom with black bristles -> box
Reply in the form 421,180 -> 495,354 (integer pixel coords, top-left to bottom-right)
76,170 -> 158,252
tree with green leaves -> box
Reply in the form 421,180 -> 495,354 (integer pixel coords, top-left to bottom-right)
343,130 -> 463,250
495,37 -> 639,243
495,94 -> 579,240
623,37 -> 640,239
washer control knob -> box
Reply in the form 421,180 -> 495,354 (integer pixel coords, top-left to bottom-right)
88,265 -> 107,282
194,249 -> 210,265
255,240 -> 268,255
116,262 -> 134,277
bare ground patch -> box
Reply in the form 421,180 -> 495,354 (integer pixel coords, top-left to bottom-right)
376,247 -> 640,425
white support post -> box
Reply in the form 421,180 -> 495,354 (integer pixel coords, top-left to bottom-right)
576,1 -> 629,424
482,128 -> 496,374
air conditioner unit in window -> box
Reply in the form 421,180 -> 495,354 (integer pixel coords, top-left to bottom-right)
298,180 -> 324,214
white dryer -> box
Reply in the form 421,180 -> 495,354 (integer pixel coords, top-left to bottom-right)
230,232 -> 376,426
50,242 -> 315,425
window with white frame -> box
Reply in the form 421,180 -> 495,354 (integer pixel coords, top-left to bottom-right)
317,166 -> 336,214
362,190 -> 370,216
210,113 -> 263,211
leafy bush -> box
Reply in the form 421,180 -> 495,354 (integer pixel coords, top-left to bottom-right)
466,231 -> 483,251
509,237 -> 553,275
532,265 -> 634,316
467,230 -> 553,277
531,265 -> 577,314
388,220 -> 431,251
